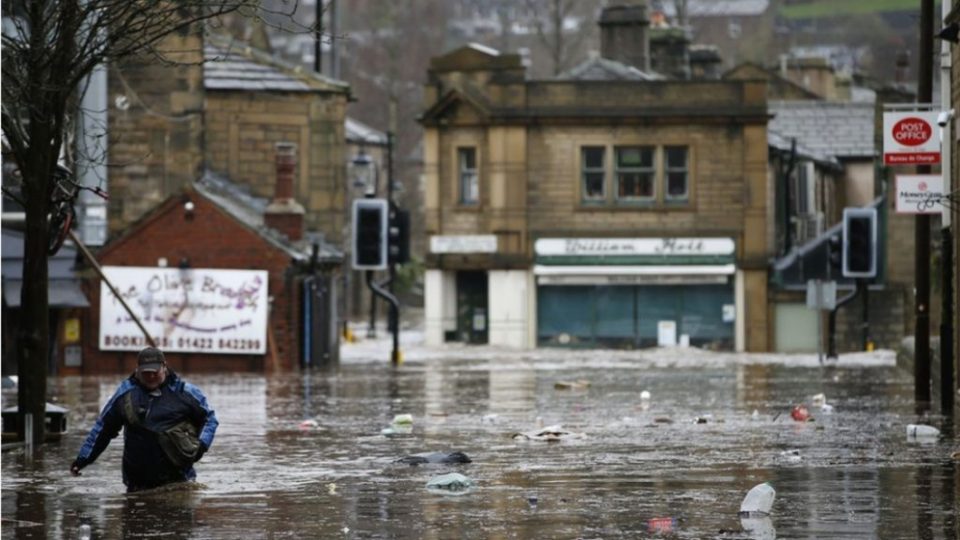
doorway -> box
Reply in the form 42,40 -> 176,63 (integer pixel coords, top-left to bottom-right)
455,271 -> 488,344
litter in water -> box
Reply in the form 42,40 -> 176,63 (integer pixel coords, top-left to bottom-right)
906,424 -> 940,440
739,482 -> 776,516
512,424 -> 586,442
426,472 -> 474,493
554,379 -> 591,390
790,405 -> 811,422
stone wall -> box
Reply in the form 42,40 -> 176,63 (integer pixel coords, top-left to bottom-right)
107,29 -> 204,234
205,91 -> 349,244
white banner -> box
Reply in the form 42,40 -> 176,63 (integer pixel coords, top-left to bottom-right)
99,266 -> 269,354
895,175 -> 943,214
430,235 -> 498,254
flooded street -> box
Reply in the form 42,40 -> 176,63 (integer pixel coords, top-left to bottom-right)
2,341 -> 958,539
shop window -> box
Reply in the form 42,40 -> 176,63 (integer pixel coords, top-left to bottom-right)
580,144 -> 691,207
458,147 -> 478,205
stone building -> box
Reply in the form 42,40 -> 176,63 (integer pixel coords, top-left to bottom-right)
419,3 -> 770,351
107,31 -> 350,259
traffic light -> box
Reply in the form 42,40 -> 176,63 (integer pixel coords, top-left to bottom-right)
388,208 -> 410,264
842,207 -> 877,278
827,232 -> 842,275
352,198 -> 388,270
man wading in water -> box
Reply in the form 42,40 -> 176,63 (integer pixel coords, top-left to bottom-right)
70,347 -> 218,492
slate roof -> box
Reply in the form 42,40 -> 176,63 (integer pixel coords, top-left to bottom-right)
767,129 -> 837,167
195,171 -> 342,263
346,117 -> 387,146
204,36 -> 349,93
556,55 -> 664,81
768,100 -> 876,160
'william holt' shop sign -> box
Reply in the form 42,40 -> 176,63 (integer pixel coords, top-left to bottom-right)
99,266 -> 269,354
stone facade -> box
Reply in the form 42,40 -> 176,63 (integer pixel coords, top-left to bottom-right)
205,91 -> 349,241
107,29 -> 204,231
421,44 -> 771,351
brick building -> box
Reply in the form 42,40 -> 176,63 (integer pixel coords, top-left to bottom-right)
420,3 -> 770,351
72,145 -> 341,374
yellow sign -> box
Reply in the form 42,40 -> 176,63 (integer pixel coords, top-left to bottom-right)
64,318 -> 80,343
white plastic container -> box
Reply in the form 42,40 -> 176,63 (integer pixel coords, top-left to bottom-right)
906,424 -> 940,439
739,482 -> 776,515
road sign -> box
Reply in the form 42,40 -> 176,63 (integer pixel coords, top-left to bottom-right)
883,111 -> 941,165
806,279 -> 837,311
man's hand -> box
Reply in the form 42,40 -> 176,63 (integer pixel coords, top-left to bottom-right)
70,460 -> 84,476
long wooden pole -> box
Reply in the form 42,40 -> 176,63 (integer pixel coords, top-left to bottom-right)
67,230 -> 156,347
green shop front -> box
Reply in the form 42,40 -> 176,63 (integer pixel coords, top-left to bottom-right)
534,238 -> 737,350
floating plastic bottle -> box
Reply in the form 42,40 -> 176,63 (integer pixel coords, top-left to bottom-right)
739,482 -> 776,516
78,524 -> 92,540
906,424 -> 940,439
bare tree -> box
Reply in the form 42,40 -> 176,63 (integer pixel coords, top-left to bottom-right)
526,0 -> 591,76
0,0 -> 302,445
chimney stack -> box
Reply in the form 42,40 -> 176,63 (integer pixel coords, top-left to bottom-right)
599,1 -> 651,71
264,142 -> 305,241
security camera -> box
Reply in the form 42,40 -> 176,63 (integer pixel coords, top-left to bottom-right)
937,109 -> 955,127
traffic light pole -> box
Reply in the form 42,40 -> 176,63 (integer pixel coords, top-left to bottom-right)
366,270 -> 400,364
386,131 -> 398,339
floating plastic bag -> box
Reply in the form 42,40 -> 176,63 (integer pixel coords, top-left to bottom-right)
426,472 -> 474,493
512,424 -> 586,442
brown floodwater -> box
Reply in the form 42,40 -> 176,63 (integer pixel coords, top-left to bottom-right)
2,352 -> 958,539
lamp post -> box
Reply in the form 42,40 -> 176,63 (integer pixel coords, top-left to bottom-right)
351,148 -> 378,338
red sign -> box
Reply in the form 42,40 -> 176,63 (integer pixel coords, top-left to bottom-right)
891,117 -> 932,146
884,153 -> 941,165
883,111 -> 941,165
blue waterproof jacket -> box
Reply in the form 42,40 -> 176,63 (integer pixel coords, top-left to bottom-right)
74,370 -> 218,491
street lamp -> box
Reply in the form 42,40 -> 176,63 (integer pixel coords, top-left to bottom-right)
351,148 -> 377,196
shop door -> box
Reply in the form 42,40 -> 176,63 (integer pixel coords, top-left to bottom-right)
456,271 -> 488,344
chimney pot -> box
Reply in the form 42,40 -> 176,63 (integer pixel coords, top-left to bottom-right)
264,142 -> 305,241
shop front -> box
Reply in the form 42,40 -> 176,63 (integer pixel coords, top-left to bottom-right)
534,238 -> 738,350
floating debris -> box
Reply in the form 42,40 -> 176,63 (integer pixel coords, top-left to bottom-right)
426,472 -> 474,493
512,424 -> 586,442
397,451 -> 472,466
554,379 -> 591,390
